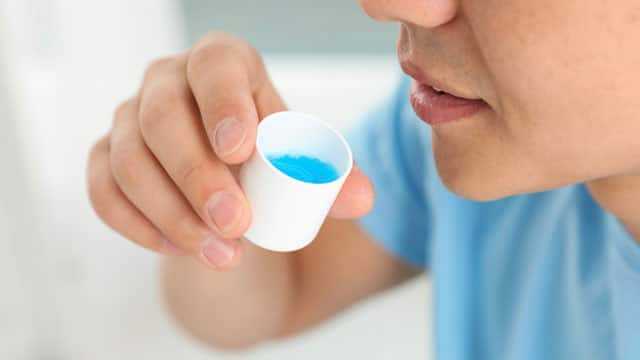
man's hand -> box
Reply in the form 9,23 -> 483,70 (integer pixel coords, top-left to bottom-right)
87,32 -> 375,270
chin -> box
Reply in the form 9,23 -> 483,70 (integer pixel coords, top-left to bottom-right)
432,151 -> 584,202
431,145 -> 540,202
428,140 -> 511,202
435,167 -> 512,202
426,114 -> 584,201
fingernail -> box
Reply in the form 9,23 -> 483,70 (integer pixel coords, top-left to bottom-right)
214,117 -> 246,157
207,191 -> 242,233
201,235 -> 235,268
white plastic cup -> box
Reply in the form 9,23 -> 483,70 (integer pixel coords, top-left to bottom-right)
239,111 -> 353,252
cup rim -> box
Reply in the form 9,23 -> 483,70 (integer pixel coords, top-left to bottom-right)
254,111 -> 353,187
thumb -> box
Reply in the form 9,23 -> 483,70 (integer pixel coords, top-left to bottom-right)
329,164 -> 375,219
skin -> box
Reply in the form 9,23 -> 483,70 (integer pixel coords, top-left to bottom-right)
87,0 -> 640,350
87,33 -> 416,348
360,0 -> 640,238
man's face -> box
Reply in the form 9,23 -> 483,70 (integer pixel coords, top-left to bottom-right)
361,0 -> 640,200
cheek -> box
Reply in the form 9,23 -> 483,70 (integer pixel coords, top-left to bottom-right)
462,0 -> 640,187
429,109 -> 553,201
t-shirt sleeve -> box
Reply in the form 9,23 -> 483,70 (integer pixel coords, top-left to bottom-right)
609,217 -> 640,359
347,77 -> 433,269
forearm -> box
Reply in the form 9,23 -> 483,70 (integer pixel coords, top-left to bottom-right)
162,242 -> 295,349
162,219 -> 419,349
280,219 -> 420,335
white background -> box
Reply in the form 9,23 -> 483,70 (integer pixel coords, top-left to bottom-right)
0,1 -> 432,358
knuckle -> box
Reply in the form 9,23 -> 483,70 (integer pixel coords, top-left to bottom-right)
113,98 -> 138,125
176,156 -> 229,211
187,45 -> 222,77
201,31 -> 247,52
110,146 -> 143,189
137,89 -> 182,136
202,30 -> 236,42
177,158 -> 233,211
144,56 -> 174,81
114,101 -> 129,119
188,33 -> 251,75
88,136 -> 109,162
177,158 -> 209,189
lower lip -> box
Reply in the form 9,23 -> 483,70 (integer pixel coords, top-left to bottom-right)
410,82 -> 487,125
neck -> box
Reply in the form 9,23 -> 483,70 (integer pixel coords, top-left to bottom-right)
587,175 -> 640,244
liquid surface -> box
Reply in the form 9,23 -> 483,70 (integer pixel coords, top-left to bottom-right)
268,154 -> 339,184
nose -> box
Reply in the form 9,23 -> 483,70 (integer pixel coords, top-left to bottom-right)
360,0 -> 458,28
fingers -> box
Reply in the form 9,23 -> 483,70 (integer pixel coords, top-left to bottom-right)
254,78 -> 287,120
109,99 -> 242,270
185,33 -> 368,221
90,31 -> 371,274
329,164 -> 375,219
187,33 -> 286,164
88,136 -> 184,256
138,59 -> 252,240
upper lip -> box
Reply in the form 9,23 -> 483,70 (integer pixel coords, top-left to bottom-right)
400,61 -> 480,101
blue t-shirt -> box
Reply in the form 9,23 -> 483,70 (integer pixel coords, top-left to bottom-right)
349,77 -> 640,360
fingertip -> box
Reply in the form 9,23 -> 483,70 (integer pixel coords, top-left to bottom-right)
223,240 -> 244,269
199,237 -> 243,271
330,165 -> 375,219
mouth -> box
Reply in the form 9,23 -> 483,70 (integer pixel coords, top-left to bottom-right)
401,61 -> 488,126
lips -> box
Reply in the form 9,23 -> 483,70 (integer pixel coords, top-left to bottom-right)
401,61 -> 488,125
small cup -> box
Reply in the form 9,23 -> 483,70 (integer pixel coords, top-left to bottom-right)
239,111 -> 353,252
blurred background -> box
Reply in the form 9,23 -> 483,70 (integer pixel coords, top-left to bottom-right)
0,0 -> 431,358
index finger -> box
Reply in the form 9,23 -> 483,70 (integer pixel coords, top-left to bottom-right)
186,32 -> 286,165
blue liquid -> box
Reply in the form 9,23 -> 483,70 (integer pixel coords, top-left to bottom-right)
268,154 -> 339,184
